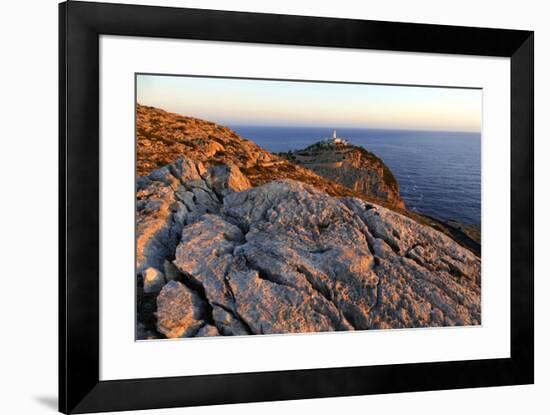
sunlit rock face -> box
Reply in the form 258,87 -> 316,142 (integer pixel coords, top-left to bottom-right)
136,159 -> 480,339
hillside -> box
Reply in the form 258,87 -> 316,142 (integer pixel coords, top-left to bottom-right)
137,104 -> 399,207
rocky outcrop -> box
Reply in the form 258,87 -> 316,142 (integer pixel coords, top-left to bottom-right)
156,281 -> 206,338
136,157 -> 480,339
136,156 -> 250,275
208,164 -> 251,198
143,267 -> 166,294
280,141 -> 405,209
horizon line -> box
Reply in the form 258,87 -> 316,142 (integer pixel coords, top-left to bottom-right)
136,102 -> 481,135
226,123 -> 481,134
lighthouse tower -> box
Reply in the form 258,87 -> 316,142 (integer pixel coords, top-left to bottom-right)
322,129 -> 348,146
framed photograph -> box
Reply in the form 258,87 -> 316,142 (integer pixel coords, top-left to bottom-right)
59,1 -> 533,413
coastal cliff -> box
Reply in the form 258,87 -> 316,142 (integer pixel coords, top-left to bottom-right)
279,140 -> 405,208
135,104 -> 481,339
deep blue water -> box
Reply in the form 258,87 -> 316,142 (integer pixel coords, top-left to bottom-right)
230,126 -> 481,224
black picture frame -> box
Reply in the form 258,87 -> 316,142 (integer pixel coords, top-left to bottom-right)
59,1 -> 534,413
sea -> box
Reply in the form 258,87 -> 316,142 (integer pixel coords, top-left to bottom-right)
229,126 -> 481,225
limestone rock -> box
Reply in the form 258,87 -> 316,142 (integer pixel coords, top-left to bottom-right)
136,155 -> 253,274
173,214 -> 245,309
136,156 -> 214,274
343,197 -> 481,327
227,269 -> 348,334
143,267 -> 166,293
196,324 -> 220,337
156,281 -> 206,338
139,159 -> 481,337
211,305 -> 251,336
163,259 -> 182,282
208,164 -> 251,198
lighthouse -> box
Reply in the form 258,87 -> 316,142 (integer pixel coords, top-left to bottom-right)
321,130 -> 349,147
325,129 -> 349,146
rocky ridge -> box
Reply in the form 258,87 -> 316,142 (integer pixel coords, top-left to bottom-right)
136,155 -> 481,339
137,104 -> 402,208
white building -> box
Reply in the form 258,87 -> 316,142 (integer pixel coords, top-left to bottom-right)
323,129 -> 349,146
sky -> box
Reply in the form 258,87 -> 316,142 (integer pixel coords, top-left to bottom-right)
137,74 -> 482,132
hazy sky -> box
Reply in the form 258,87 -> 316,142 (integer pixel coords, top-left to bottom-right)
137,74 -> 482,132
